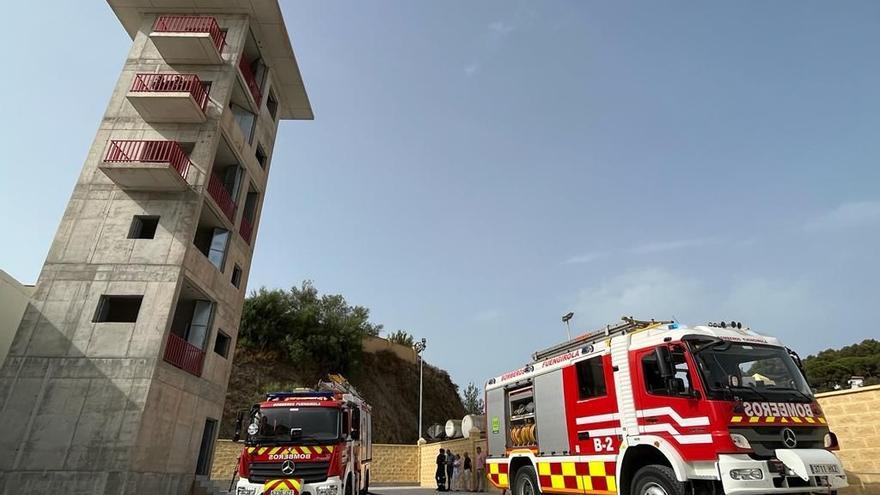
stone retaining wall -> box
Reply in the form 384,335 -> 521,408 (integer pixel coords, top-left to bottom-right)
371,444 -> 420,485
817,384 -> 880,495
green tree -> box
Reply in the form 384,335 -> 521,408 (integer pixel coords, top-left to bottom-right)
461,382 -> 484,415
239,281 -> 383,375
386,330 -> 415,347
803,339 -> 880,392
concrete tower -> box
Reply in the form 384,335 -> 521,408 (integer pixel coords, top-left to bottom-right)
0,1 -> 311,493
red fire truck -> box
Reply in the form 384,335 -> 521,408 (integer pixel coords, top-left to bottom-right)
485,317 -> 847,495
233,375 -> 372,495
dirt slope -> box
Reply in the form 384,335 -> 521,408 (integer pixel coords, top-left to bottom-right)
221,348 -> 465,443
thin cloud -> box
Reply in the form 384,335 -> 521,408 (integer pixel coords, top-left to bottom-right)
563,252 -> 605,264
464,63 -> 481,76
488,20 -> 516,36
629,238 -> 715,254
475,309 -> 502,322
805,200 -> 880,232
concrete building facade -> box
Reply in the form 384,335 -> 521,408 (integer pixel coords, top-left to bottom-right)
0,270 -> 35,367
0,2 -> 311,493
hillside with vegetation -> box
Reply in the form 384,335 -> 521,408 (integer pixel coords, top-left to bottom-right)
803,339 -> 880,392
220,282 -> 465,443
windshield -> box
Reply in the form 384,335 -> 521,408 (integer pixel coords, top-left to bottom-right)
250,406 -> 340,444
690,341 -> 813,402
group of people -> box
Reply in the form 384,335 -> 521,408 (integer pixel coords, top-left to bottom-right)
435,446 -> 487,492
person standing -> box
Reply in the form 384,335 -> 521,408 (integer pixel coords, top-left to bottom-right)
436,448 -> 447,491
475,446 -> 487,492
453,454 -> 462,491
446,449 -> 455,491
462,452 -> 473,492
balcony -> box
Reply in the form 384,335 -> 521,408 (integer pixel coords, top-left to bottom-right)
163,332 -> 205,377
127,73 -> 209,123
150,15 -> 225,65
207,173 -> 237,222
239,216 -> 253,244
238,56 -> 263,107
99,140 -> 191,191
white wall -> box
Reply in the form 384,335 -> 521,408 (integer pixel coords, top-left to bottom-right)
0,270 -> 33,365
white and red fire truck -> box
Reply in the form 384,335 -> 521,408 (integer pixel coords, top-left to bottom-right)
484,317 -> 847,495
233,375 -> 372,495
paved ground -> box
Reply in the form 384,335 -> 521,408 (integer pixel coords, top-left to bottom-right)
370,488 -> 444,495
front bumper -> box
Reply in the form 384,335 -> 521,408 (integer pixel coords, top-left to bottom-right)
718,450 -> 847,495
235,476 -> 343,495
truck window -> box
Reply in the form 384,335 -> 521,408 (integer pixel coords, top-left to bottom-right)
575,356 -> 607,399
642,347 -> 693,396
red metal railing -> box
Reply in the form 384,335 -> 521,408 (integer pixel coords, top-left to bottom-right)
104,140 -> 191,180
130,73 -> 210,111
239,216 -> 254,244
238,56 -> 262,106
153,15 -> 226,54
163,333 -> 205,377
208,173 -> 237,222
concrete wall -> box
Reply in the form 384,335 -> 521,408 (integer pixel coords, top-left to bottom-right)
362,335 -> 417,364
0,10 -> 286,494
817,385 -> 880,495
0,271 -> 33,367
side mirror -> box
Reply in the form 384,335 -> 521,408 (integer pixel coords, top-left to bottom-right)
350,429 -> 360,441
655,346 -> 673,379
233,411 -> 244,442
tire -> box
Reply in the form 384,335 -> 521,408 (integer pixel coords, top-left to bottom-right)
631,465 -> 686,495
360,471 -> 370,495
513,465 -> 541,495
345,475 -> 354,495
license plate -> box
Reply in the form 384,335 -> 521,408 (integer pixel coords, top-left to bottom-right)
809,464 -> 840,475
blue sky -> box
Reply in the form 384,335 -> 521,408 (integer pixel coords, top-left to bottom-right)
1,1 -> 879,390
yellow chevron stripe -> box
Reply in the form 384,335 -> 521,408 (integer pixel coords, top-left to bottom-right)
314,446 -> 324,454
301,446 -> 311,454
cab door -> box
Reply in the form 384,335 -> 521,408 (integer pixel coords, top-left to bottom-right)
633,344 -> 716,461
564,353 -> 621,456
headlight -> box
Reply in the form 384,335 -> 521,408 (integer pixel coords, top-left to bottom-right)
318,486 -> 339,495
729,468 -> 764,481
730,433 -> 751,449
824,432 -> 839,449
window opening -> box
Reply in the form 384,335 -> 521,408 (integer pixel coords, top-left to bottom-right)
267,91 -> 278,120
214,330 -> 231,358
231,264 -> 242,288
255,144 -> 267,169
94,295 -> 143,323
128,215 -> 159,239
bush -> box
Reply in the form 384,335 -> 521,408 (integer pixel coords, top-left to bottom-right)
239,281 -> 383,375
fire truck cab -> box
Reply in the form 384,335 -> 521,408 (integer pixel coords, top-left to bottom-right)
233,375 -> 372,495
485,318 -> 847,495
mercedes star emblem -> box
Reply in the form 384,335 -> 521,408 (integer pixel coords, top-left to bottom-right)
281,460 -> 296,475
781,428 -> 797,448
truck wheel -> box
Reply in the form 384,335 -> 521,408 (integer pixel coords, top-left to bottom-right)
632,465 -> 686,495
345,475 -> 354,495
514,466 -> 541,495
